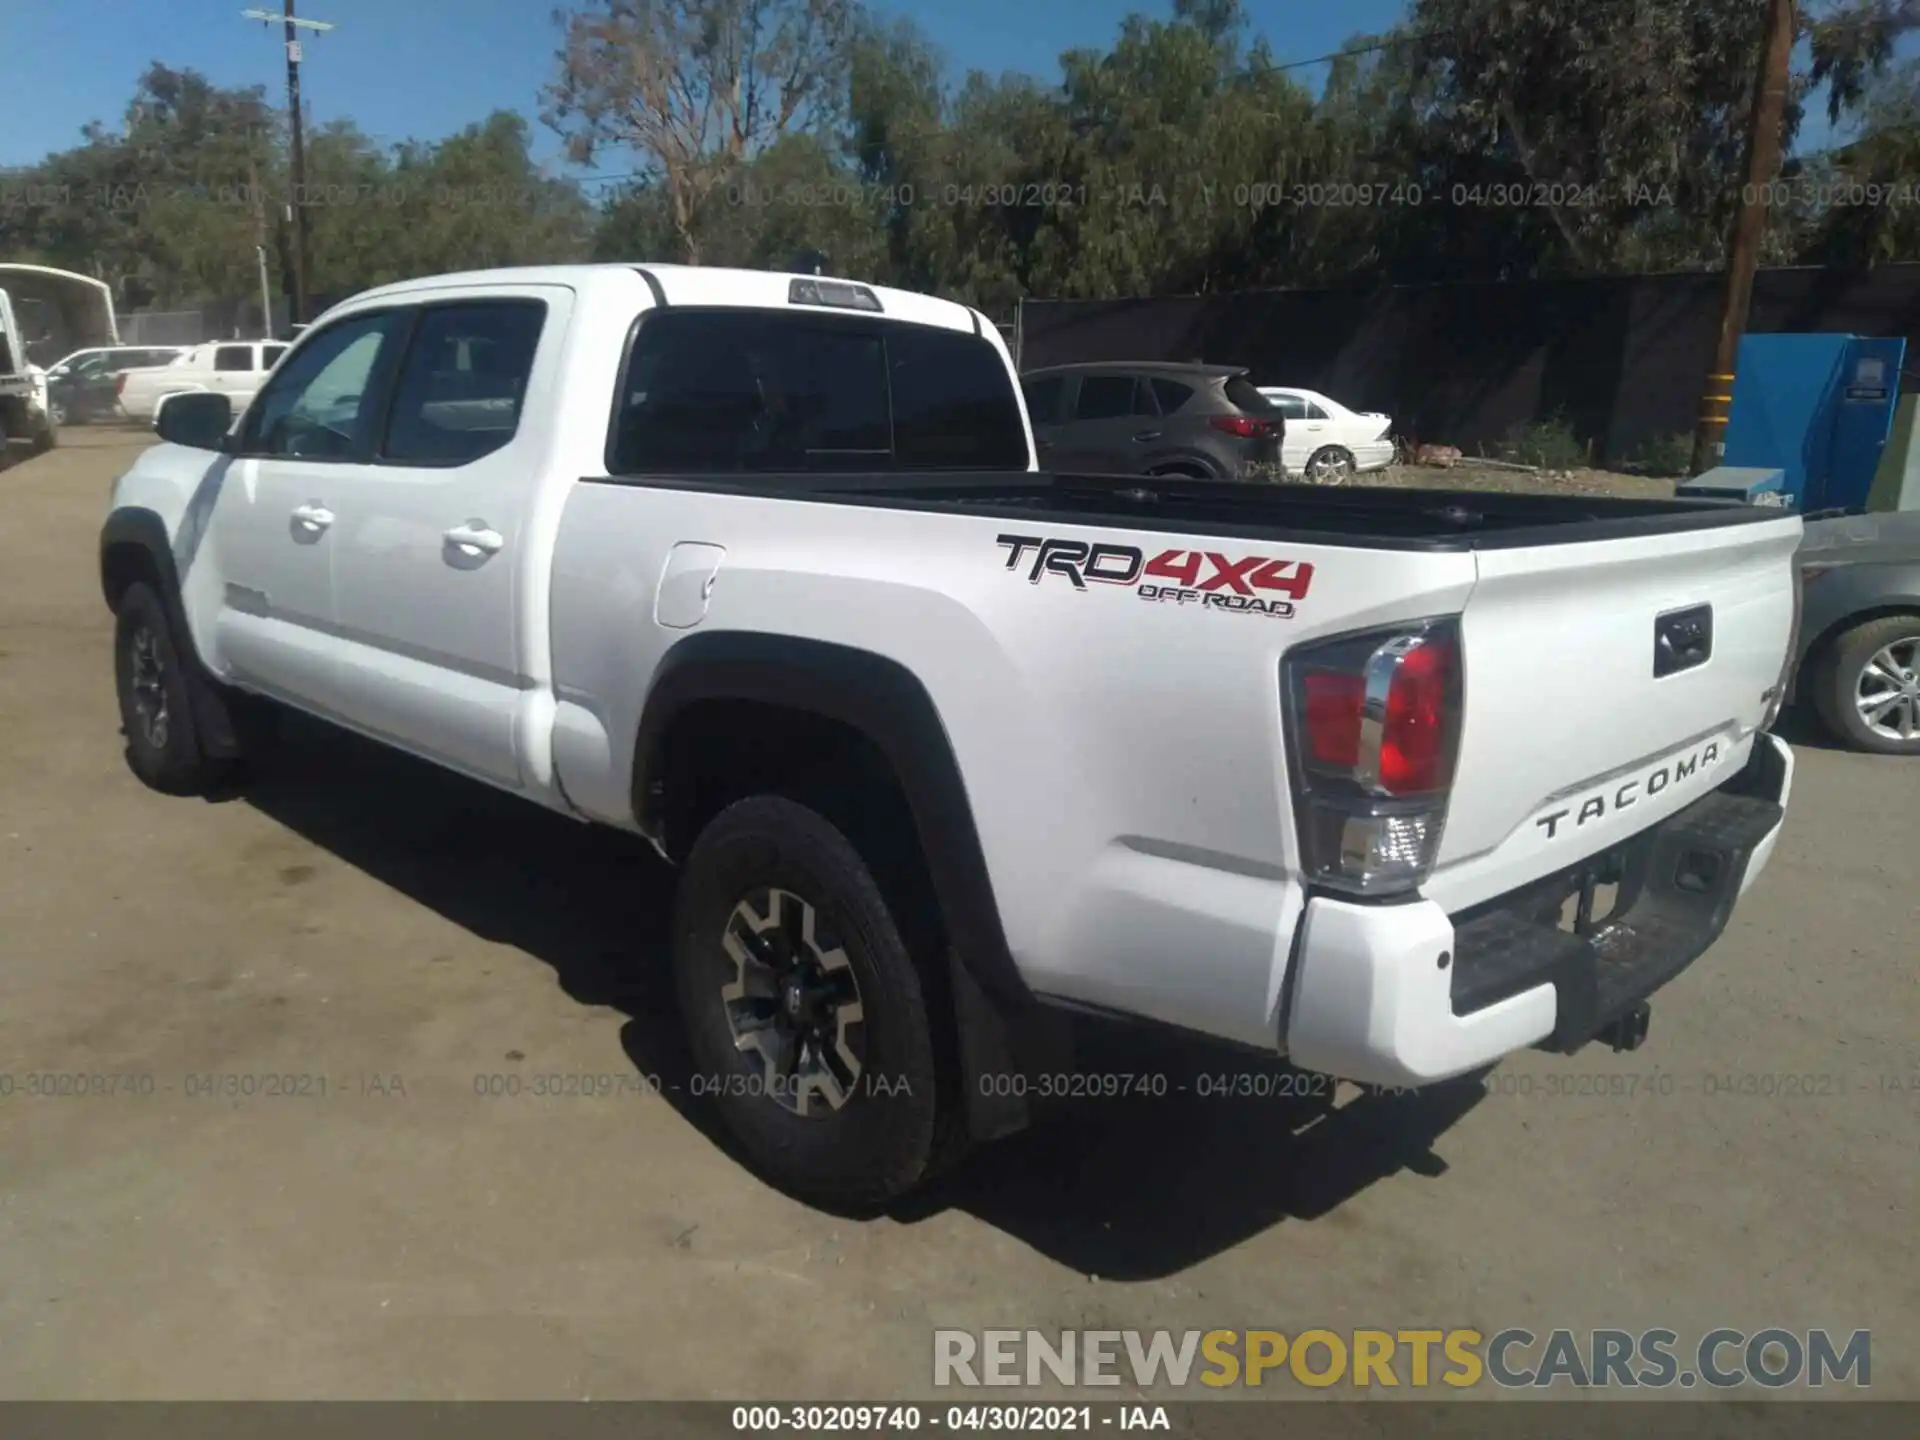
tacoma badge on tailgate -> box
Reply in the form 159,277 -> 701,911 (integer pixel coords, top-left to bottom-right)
1535,740 -> 1725,838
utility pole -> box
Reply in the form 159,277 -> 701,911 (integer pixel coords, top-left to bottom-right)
1691,0 -> 1797,476
242,5 -> 334,328
247,150 -> 274,335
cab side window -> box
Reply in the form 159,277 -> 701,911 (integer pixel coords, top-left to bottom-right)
1073,374 -> 1148,421
1022,376 -> 1066,425
379,301 -> 547,467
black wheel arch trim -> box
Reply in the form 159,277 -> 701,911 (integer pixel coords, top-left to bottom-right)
99,506 -> 243,758
631,630 -> 1031,1015
1794,561 -> 1920,670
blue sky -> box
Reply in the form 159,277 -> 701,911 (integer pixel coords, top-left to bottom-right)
3,0 -> 1403,170
3,0 -> 1865,175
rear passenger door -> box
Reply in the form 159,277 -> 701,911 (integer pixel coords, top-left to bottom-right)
1265,391 -> 1311,474
324,288 -> 572,789
208,344 -> 255,400
1054,372 -> 1158,474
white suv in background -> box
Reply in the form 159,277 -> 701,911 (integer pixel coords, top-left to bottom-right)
115,339 -> 289,423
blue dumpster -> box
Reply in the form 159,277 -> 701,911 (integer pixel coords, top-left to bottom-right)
1719,334 -> 1905,512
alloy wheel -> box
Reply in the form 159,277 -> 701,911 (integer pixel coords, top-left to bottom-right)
128,624 -> 171,751
1856,635 -> 1920,742
719,887 -> 866,1116
1308,448 -> 1354,483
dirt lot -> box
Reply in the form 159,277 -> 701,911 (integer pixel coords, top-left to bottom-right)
1,429 -> 1916,1402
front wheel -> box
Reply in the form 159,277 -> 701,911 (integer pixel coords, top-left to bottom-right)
1811,615 -> 1920,755
113,582 -> 231,794
673,795 -> 942,1211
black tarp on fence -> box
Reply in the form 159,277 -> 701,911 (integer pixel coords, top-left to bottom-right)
1015,265 -> 1920,466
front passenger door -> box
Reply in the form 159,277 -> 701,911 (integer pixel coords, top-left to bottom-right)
1021,375 -> 1066,466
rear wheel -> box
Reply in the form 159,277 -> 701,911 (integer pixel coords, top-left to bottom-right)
1812,615 -> 1920,755
673,795 -> 942,1211
1305,445 -> 1356,484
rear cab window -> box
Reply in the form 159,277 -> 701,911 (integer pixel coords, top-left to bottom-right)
213,345 -> 252,373
609,308 -> 1027,475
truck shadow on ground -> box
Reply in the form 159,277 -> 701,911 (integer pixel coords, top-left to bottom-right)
242,713 -> 1487,1280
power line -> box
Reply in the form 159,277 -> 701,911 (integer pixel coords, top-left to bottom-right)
1256,34 -> 1409,76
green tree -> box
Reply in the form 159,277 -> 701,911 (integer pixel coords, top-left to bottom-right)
545,0 -> 863,262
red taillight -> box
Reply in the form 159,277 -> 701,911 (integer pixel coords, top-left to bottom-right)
1284,619 -> 1463,896
1210,415 -> 1272,439
115,373 -> 129,396
1379,639 -> 1455,794
1304,671 -> 1364,767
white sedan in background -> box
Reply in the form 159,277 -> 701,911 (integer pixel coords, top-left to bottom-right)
1258,387 -> 1395,482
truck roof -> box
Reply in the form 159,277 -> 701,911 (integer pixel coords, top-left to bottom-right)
335,263 -> 985,336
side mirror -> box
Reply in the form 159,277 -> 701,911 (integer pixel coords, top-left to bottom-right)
154,391 -> 235,452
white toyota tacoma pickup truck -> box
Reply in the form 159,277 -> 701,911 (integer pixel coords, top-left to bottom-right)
101,263 -> 1801,1209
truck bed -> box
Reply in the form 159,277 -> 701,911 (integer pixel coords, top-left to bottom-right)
596,467 -> 1783,551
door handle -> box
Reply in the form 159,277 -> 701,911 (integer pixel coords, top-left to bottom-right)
443,520 -> 504,557
290,502 -> 334,531
1132,430 -> 1162,442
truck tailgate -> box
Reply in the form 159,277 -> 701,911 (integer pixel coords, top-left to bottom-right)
1425,514 -> 1802,913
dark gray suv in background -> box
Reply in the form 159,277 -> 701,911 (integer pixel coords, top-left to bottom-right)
1019,362 -> 1284,479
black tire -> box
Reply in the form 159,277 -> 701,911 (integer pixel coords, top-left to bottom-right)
32,418 -> 57,454
1305,445 -> 1356,483
673,795 -> 942,1211
1150,463 -> 1210,480
113,582 -> 231,795
1810,613 -> 1920,756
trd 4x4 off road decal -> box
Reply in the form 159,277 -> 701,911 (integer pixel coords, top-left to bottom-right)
995,535 -> 1312,619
